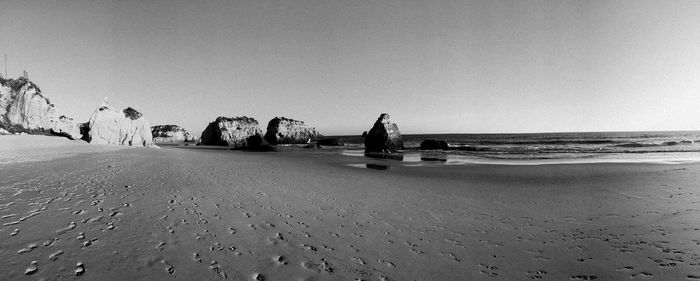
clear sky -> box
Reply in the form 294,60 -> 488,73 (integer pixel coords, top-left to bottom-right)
2,0 -> 700,135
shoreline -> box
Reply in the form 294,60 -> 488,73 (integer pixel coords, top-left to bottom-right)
1,136 -> 699,280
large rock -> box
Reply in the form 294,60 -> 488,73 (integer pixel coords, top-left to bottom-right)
264,117 -> 318,145
0,76 -> 81,139
151,125 -> 196,143
363,113 -> 404,153
84,100 -> 155,147
199,116 -> 264,148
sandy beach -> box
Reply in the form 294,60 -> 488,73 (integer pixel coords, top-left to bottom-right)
1,135 -> 699,280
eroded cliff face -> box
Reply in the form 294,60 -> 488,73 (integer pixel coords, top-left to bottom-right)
264,117 -> 318,145
363,113 -> 404,153
0,77 -> 81,139
151,125 -> 196,143
199,116 -> 264,148
85,101 -> 156,147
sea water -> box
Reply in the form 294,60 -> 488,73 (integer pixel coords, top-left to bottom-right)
334,131 -> 700,165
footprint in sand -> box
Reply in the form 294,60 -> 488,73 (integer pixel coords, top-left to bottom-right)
301,259 -> 334,273
478,263 -> 499,277
525,270 -> 547,279
301,244 -> 318,251
49,250 -> 64,261
44,237 -> 58,246
56,221 -> 77,234
630,272 -> 653,279
274,255 -> 288,265
570,275 -> 598,280
24,260 -> 38,275
209,261 -> 227,279
17,242 -> 38,254
378,259 -> 396,268
161,260 -> 175,274
75,262 -> 85,276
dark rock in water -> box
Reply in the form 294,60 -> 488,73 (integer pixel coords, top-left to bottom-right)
420,139 -> 449,150
264,117 -> 318,145
0,76 -> 81,139
364,152 -> 404,161
363,113 -> 404,153
199,116 -> 265,148
85,99 -> 156,147
316,138 -> 344,146
420,157 -> 447,162
151,125 -> 197,143
366,164 -> 390,170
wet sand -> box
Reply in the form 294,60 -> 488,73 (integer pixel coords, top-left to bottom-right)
1,136 -> 699,280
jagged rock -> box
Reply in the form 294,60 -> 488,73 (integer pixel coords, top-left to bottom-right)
0,127 -> 9,135
316,138 -> 344,146
79,122 -> 90,142
199,116 -> 264,148
0,76 -> 81,139
151,125 -> 196,143
264,117 -> 318,145
420,139 -> 449,150
363,113 -> 404,153
84,100 -> 155,147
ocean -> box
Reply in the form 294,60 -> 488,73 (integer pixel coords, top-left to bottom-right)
331,131 -> 700,164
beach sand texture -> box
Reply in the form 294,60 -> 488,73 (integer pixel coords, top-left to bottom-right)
1,136 -> 699,280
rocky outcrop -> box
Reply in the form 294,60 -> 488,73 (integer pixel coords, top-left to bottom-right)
199,116 -> 264,148
84,100 -> 155,147
420,139 -> 449,150
363,113 -> 404,153
0,76 -> 81,139
151,125 -> 196,143
264,117 -> 318,145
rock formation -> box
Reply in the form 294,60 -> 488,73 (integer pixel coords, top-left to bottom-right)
151,125 -> 196,143
83,99 -> 155,147
0,76 -> 81,139
264,117 -> 318,145
199,116 -> 264,148
420,139 -> 449,150
363,113 -> 404,153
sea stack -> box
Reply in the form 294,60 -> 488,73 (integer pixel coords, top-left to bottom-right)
264,117 -> 318,145
363,113 -> 404,153
199,116 -> 264,148
151,125 -> 197,143
84,99 -> 156,147
0,75 -> 81,139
